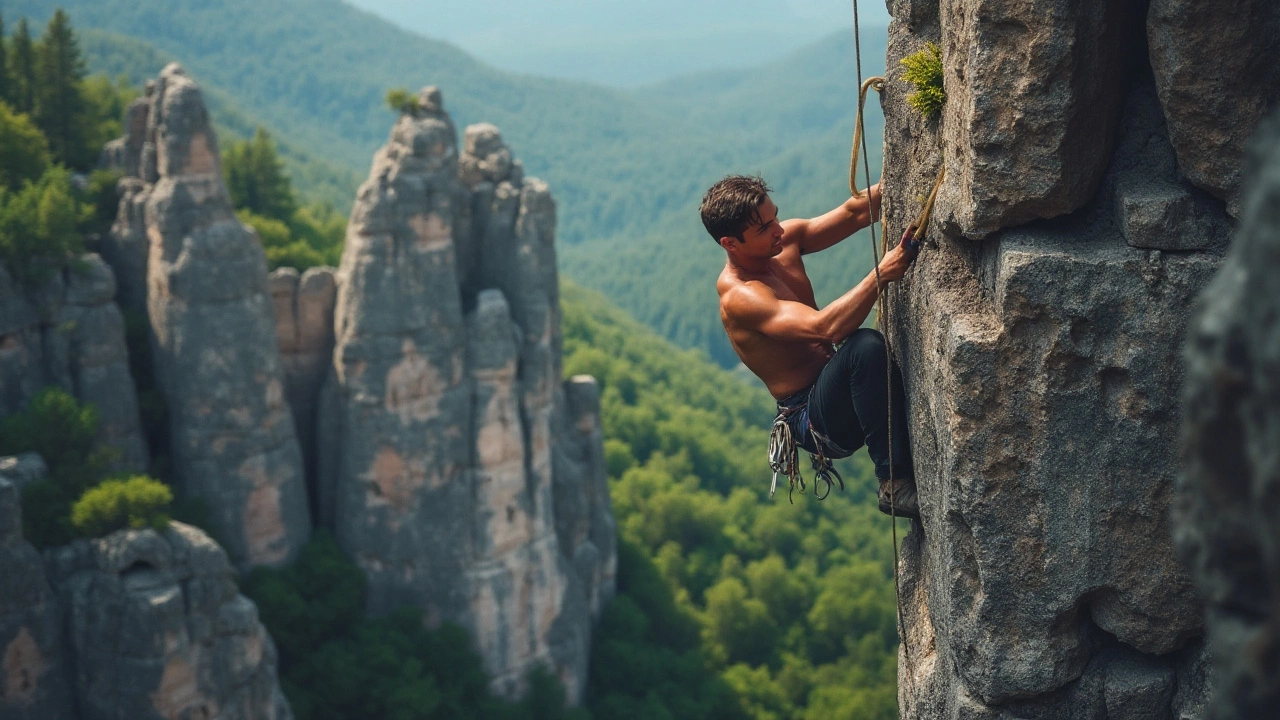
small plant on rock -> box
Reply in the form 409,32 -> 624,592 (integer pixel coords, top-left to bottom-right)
901,42 -> 945,119
70,475 -> 172,538
384,88 -> 418,115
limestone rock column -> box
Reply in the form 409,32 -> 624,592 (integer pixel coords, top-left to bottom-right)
45,255 -> 149,472
466,289 -> 577,700
325,87 -> 475,617
0,255 -> 148,475
142,64 -> 309,567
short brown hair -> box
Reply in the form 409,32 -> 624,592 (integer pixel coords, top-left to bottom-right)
700,174 -> 771,243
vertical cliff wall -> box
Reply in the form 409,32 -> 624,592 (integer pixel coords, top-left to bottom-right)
317,88 -> 615,703
878,0 -> 1276,716
102,64 -> 311,569
1177,110 -> 1280,720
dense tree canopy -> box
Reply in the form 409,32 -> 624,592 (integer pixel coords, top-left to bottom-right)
563,283 -> 902,719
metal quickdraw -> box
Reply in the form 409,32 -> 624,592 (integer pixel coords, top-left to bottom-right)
768,403 -> 845,504
768,408 -> 806,504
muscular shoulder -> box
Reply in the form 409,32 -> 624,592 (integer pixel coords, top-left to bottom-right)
719,276 -> 778,326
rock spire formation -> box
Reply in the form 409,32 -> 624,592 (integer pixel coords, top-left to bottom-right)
1177,110 -> 1280,719
317,87 -> 615,703
876,0 -> 1273,715
101,63 -> 311,568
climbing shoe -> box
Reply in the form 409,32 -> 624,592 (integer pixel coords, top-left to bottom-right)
878,477 -> 920,520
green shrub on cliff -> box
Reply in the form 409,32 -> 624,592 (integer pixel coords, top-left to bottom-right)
0,387 -> 111,546
384,87 -> 416,115
901,42 -> 945,119
0,101 -> 50,192
69,475 -> 172,536
0,165 -> 83,282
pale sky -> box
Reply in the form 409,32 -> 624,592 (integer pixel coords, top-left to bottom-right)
341,0 -> 892,86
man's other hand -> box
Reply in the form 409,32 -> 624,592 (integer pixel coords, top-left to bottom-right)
876,230 -> 918,282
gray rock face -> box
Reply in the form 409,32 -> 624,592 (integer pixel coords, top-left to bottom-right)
1148,0 -> 1280,214
103,64 -> 311,568
46,522 -> 293,720
921,0 -> 1132,238
47,256 -> 150,472
1177,111 -> 1280,720
0,265 -> 44,418
878,1 -> 1251,715
320,95 -> 614,703
0,474 -> 75,720
100,96 -> 150,179
0,255 -> 148,474
269,267 -> 336,496
100,177 -> 151,315
554,376 -> 617,624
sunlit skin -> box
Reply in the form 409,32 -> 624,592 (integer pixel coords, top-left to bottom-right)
716,184 -> 916,400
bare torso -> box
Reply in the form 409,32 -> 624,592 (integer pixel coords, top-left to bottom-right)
718,243 -> 833,400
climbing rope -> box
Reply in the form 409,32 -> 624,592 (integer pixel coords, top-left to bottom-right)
851,0 -> 915,708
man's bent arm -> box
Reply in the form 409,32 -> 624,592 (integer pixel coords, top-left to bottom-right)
784,184 -> 882,255
728,239 -> 912,345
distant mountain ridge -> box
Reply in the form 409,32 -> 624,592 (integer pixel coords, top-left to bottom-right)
10,0 -> 888,365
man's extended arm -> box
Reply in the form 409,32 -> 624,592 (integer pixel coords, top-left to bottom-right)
781,183 -> 882,255
726,231 -> 913,345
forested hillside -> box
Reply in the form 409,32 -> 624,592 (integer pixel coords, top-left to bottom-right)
13,0 -> 889,366
562,283 -> 901,720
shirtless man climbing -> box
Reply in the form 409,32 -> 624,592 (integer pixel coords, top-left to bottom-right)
702,174 -> 920,518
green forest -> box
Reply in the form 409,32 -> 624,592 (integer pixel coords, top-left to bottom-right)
10,0 -> 889,367
0,7 -> 904,719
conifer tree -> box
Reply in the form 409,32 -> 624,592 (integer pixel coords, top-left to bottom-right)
9,18 -> 34,115
34,10 -> 88,168
224,127 -> 297,223
0,13 -> 10,109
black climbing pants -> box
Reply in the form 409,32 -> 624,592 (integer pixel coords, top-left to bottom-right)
803,328 -> 914,481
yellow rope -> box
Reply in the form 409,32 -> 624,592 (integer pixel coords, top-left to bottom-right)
849,75 -> 885,199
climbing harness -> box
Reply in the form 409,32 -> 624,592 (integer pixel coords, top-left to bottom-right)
768,398 -> 846,504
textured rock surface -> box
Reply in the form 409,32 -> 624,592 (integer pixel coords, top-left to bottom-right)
47,255 -> 150,472
269,267 -> 336,496
100,96 -> 150,180
0,255 -> 148,474
554,376 -> 618,623
919,0 -> 1136,238
46,522 -> 293,720
878,1 -> 1247,715
321,94 -> 614,703
1177,111 -> 1280,719
0,472 -> 76,720
1148,0 -> 1280,214
117,64 -> 310,568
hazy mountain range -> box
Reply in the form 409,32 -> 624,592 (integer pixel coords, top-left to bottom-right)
342,0 -> 893,86
11,0 -> 890,365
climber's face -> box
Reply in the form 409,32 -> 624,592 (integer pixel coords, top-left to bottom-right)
722,196 -> 785,261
